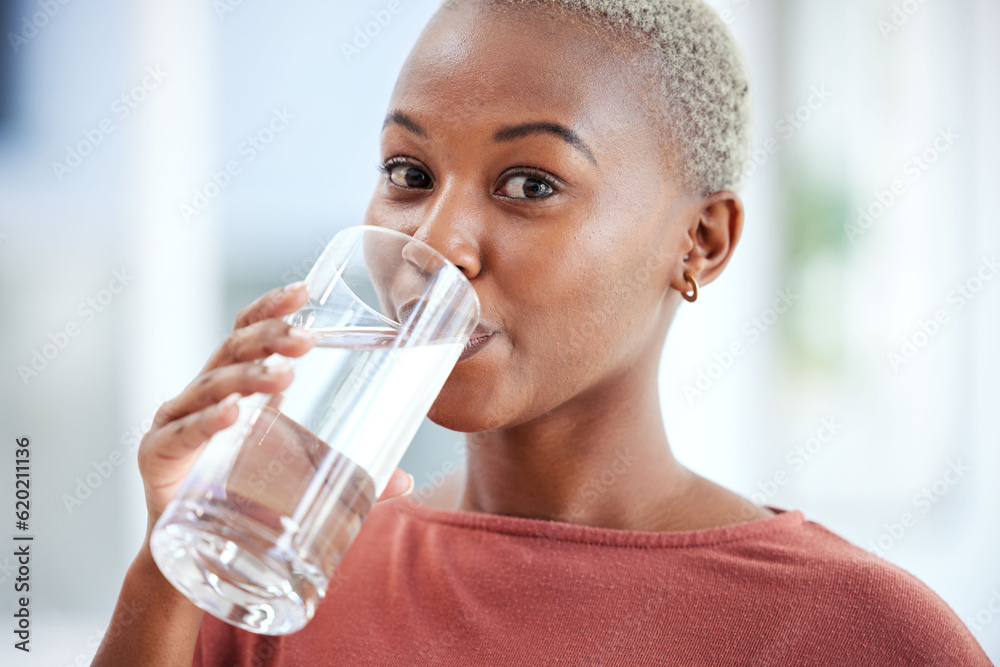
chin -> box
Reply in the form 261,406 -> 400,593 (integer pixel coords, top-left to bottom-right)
426,378 -> 508,433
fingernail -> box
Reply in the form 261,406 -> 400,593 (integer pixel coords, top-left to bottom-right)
403,474 -> 415,496
288,327 -> 316,341
219,392 -> 241,409
265,360 -> 295,374
283,280 -> 306,293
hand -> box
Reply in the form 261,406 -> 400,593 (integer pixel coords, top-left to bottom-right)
136,281 -> 413,536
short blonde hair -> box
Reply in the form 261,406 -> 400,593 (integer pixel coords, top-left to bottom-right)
438,0 -> 753,195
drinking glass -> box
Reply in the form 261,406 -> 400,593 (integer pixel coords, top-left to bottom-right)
149,224 -> 480,635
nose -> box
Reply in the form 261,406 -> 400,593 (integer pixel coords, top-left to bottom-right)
400,241 -> 446,276
405,185 -> 482,281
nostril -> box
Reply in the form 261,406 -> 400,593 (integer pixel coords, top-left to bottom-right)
396,300 -> 417,325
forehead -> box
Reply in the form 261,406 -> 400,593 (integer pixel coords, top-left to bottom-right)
388,2 -> 659,157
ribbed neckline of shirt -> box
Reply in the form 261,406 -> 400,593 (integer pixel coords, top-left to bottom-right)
393,498 -> 806,549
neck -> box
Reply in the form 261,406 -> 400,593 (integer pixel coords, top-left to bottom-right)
457,351 -> 698,531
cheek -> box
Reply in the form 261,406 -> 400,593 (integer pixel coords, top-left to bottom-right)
501,242 -> 628,383
552,241 -> 665,377
560,270 -> 635,369
364,194 -> 428,239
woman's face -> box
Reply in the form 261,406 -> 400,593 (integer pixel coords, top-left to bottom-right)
365,2 -> 704,432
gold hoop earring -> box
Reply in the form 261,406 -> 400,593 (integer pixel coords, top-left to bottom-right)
682,271 -> 699,302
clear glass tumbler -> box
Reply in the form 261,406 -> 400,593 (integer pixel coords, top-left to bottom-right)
149,225 -> 480,635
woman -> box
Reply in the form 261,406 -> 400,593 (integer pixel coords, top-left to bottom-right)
95,0 -> 992,664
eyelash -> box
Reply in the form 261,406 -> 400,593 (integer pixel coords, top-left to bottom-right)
375,155 -> 413,176
501,166 -> 560,196
376,157 -> 560,196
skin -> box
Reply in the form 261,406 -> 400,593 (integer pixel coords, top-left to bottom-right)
367,1 -> 774,531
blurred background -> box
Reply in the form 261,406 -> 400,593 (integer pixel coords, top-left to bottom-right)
0,0 -> 997,663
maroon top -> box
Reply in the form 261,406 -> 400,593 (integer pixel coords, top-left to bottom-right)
192,498 -> 992,666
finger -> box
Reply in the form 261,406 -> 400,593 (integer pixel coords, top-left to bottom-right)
197,282 -> 310,373
201,318 -> 317,375
235,281 -> 309,330
377,468 -> 414,502
152,360 -> 296,430
140,393 -> 242,486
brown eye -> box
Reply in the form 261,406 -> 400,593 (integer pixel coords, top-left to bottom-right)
388,164 -> 431,189
496,174 -> 554,199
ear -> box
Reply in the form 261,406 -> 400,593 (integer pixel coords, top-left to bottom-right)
669,190 -> 744,298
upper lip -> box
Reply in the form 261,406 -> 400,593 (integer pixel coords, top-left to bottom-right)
396,298 -> 499,338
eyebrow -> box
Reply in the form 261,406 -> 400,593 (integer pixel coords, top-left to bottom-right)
382,111 -> 427,138
494,122 -> 597,165
382,111 -> 598,165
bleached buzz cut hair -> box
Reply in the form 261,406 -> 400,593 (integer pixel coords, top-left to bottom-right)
438,0 -> 753,195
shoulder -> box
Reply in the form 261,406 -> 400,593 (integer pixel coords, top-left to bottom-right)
770,514 -> 992,665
